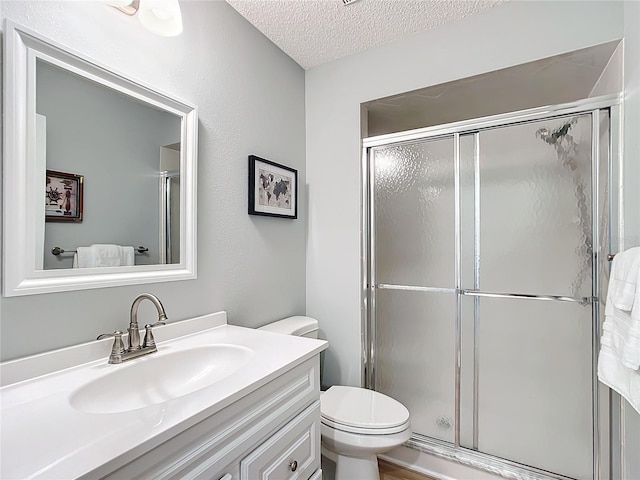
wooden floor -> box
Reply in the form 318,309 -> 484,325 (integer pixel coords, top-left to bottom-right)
378,459 -> 437,480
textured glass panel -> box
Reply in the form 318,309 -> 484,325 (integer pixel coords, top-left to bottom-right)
375,289 -> 455,443
374,137 -> 455,287
478,114 -> 593,297
460,133 -> 477,291
459,294 -> 476,448
476,298 -> 593,480
598,110 -> 611,301
459,134 -> 478,448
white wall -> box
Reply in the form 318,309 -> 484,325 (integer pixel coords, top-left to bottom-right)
623,0 -> 640,249
621,1 -> 640,478
306,0 -> 638,477
590,42 -> 623,98
0,0 -> 306,360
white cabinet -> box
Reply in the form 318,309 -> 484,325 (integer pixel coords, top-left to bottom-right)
98,356 -> 321,480
240,402 -> 319,479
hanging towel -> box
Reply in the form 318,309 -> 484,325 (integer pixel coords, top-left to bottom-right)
597,247 -> 640,414
72,244 -> 135,268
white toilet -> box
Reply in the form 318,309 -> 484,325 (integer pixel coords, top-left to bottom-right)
258,316 -> 411,480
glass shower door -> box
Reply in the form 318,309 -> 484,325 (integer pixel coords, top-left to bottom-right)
369,111 -> 601,480
459,114 -> 595,480
371,137 -> 457,443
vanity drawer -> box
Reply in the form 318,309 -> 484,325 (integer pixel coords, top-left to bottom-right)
240,401 -> 320,480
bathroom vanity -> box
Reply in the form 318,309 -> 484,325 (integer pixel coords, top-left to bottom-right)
0,312 -> 327,479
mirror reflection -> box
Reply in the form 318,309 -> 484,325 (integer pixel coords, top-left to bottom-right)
36,59 -> 182,270
3,20 -> 197,296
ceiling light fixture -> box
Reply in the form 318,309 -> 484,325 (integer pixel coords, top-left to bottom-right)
106,0 -> 183,37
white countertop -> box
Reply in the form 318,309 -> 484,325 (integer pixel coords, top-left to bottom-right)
0,312 -> 327,479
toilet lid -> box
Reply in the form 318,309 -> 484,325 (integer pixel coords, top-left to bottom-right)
320,386 -> 410,435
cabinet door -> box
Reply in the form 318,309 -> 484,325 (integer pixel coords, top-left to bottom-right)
240,402 -> 320,480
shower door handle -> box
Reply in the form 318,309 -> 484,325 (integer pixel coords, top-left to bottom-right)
460,289 -> 595,306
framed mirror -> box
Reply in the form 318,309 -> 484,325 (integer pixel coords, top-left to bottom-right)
3,20 -> 198,296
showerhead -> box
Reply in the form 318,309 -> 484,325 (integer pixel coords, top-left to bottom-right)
536,127 -> 556,144
536,117 -> 577,145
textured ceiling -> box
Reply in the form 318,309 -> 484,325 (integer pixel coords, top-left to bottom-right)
226,0 -> 506,70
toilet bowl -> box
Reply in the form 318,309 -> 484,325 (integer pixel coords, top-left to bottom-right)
320,385 -> 411,480
258,317 -> 411,480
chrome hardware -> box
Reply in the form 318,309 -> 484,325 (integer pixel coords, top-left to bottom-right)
97,330 -> 126,361
289,460 -> 298,472
51,245 -> 149,256
607,253 -> 615,261
142,321 -> 165,348
377,284 -> 596,305
128,293 -> 168,351
377,284 -> 456,293
98,294 -> 168,364
460,289 -> 595,306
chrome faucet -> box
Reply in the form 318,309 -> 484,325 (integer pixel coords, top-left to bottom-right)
128,293 -> 168,350
97,293 -> 168,364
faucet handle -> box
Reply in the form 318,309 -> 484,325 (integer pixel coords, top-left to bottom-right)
142,323 -> 164,348
97,330 -> 125,356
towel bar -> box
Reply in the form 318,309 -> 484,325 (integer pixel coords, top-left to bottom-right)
461,290 -> 595,305
374,284 -> 595,305
52,246 -> 149,256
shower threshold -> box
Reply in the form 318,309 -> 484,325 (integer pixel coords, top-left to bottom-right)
405,434 -> 581,480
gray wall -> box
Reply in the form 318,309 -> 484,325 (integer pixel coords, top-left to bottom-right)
37,60 -> 180,268
0,0 -> 306,360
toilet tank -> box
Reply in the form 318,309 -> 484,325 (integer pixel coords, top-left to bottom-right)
258,316 -> 319,339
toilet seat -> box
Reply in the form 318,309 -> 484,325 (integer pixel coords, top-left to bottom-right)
321,416 -> 410,435
320,386 -> 410,435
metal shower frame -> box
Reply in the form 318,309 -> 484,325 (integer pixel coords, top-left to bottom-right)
159,170 -> 180,265
361,94 -> 623,480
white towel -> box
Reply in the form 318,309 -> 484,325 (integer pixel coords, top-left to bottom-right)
72,244 -> 135,268
597,247 -> 640,414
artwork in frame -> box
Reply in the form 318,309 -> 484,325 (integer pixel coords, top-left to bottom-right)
248,155 -> 297,219
45,170 -> 84,222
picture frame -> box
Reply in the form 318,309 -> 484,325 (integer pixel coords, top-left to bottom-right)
248,155 -> 297,219
45,170 -> 84,222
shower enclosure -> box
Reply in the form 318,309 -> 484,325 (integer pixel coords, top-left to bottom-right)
362,96 -> 621,480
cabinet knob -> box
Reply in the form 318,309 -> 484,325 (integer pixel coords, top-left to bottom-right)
289,460 -> 298,472
218,474 -> 233,480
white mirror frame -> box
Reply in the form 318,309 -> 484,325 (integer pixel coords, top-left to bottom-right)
2,20 -> 198,296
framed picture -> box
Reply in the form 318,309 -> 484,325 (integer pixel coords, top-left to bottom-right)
248,155 -> 297,219
45,170 -> 84,222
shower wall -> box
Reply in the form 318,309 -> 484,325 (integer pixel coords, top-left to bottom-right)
368,111 -> 605,480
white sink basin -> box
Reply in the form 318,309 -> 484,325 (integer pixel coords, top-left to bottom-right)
69,344 -> 255,414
